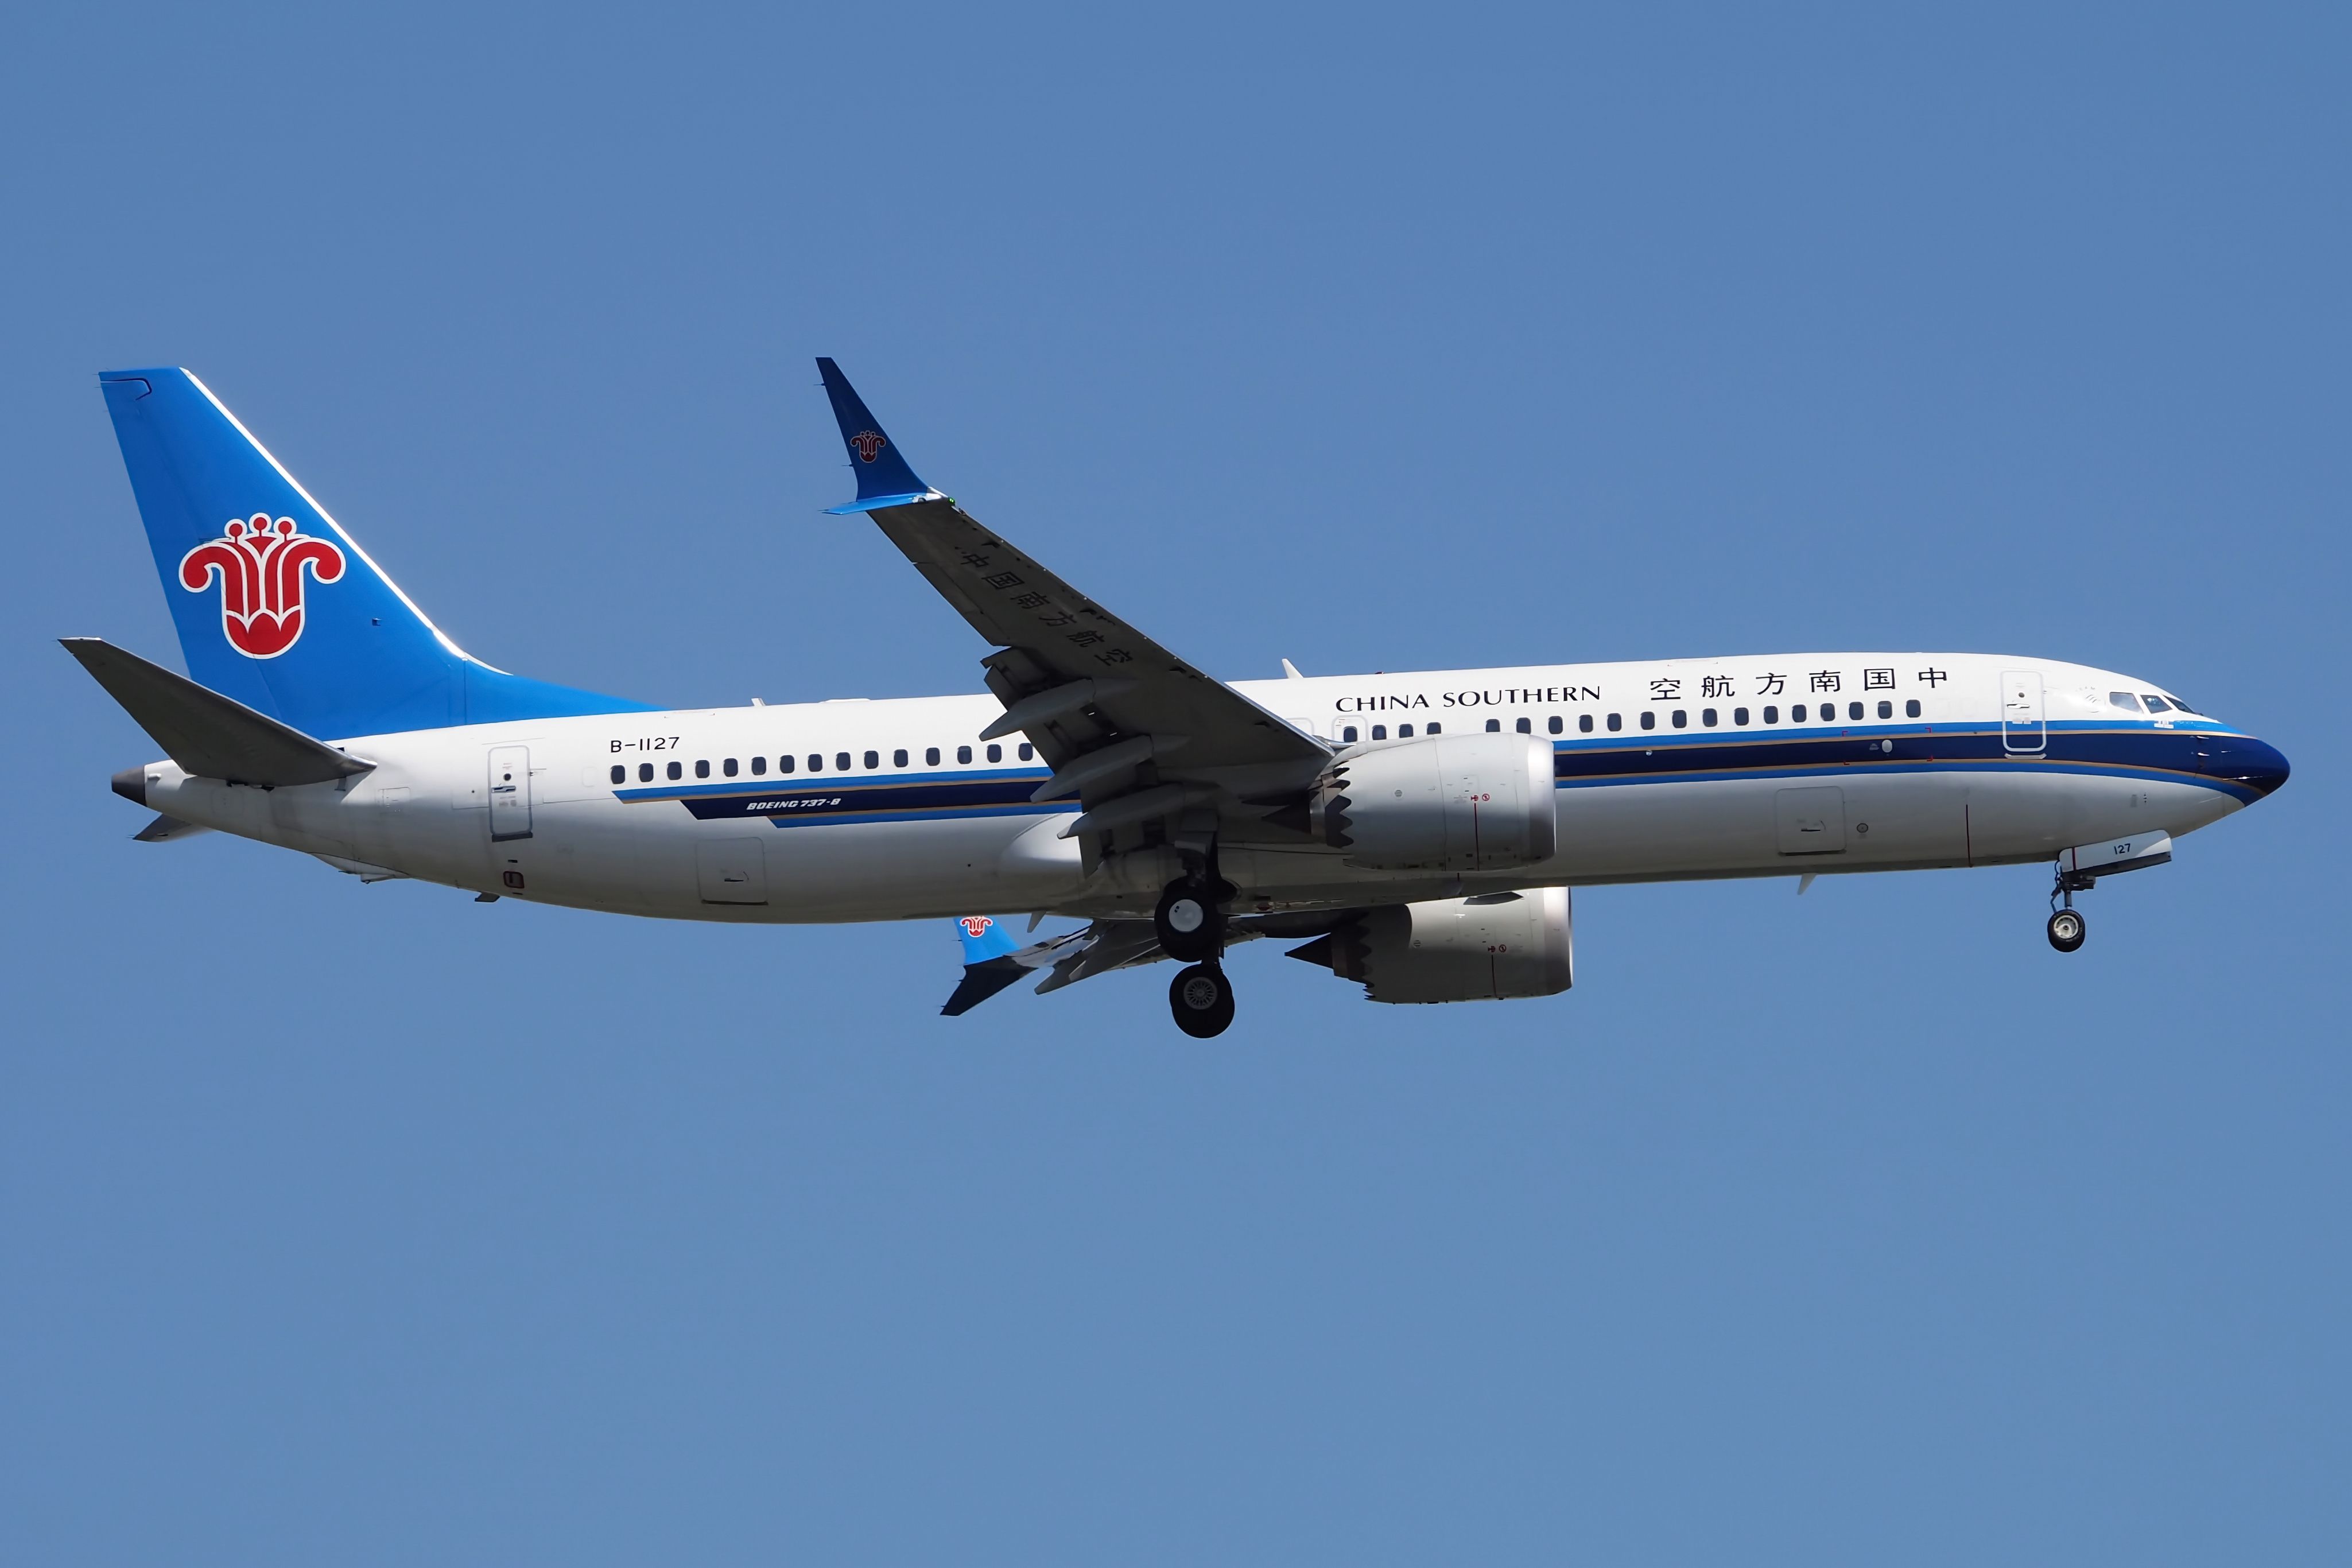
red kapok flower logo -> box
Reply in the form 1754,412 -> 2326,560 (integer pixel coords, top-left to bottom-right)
178,514 -> 346,659
849,430 -> 887,463
958,915 -> 995,940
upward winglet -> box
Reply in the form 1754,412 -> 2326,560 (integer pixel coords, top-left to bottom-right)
816,358 -> 937,513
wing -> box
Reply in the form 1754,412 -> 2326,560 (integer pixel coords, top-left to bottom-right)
816,361 -> 1330,858
940,917 -> 1256,1014
936,910 -> 1364,1016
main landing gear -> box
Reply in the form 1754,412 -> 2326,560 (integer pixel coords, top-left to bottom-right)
1169,962 -> 1237,1038
1157,868 -> 1236,1036
2047,861 -> 2091,953
1154,876 -> 1220,962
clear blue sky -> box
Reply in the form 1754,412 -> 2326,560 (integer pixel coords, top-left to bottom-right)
5,5 -> 2346,1563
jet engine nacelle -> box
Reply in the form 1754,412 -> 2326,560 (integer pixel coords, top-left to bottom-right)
1308,733 -> 1558,871
1290,887 -> 1574,1004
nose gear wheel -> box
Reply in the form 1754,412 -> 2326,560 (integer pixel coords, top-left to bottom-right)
2046,909 -> 2086,952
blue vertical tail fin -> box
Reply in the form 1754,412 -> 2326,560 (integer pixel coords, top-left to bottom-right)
98,368 -> 650,738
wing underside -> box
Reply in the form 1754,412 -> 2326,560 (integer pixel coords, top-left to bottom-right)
816,360 -> 1330,866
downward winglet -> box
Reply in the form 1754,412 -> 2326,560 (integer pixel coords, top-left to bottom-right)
941,914 -> 1027,1016
817,358 -> 937,513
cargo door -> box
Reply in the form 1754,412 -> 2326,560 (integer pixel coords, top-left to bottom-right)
1775,785 -> 1845,855
696,839 -> 769,905
2000,670 -> 2045,754
488,745 -> 532,841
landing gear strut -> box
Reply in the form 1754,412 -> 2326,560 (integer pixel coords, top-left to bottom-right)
2047,862 -> 2091,953
1169,962 -> 1236,1038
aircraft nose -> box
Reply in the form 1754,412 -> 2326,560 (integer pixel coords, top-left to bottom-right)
2199,734 -> 2291,799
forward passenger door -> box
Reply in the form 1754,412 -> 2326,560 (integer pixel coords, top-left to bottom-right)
2001,671 -> 2045,754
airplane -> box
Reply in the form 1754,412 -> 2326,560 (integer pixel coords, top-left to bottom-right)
67,362 -> 2290,1037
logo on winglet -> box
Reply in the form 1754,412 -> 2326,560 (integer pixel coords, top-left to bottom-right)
959,915 -> 995,939
178,514 -> 346,659
849,430 -> 887,463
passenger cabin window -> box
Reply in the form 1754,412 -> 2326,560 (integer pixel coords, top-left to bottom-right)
926,747 -> 941,765
667,760 -> 682,781
1640,712 -> 1656,731
808,754 -> 823,772
1792,704 -> 1807,723
778,755 -> 795,774
1516,717 -> 1531,733
1764,705 -> 1779,724
986,744 -> 1002,762
723,758 -> 739,777
1371,724 -> 1387,740
1671,710 -> 1688,729
639,762 -> 653,782
957,745 -> 972,763
894,748 -> 909,767
1876,700 -> 1892,719
1341,725 -> 1359,743
751,756 -> 767,775
1398,724 -> 1414,738
1702,708 -> 1718,727
2110,691 -> 2143,712
1904,700 -> 1920,718
864,750 -> 879,770
1733,707 -> 1749,725
1606,713 -> 1623,732
1579,715 -> 1594,733
1548,716 -> 1563,735
1848,701 -> 1864,721
1426,722 -> 1441,735
610,764 -> 626,784
1484,719 -> 1500,733
695,759 -> 710,778
1018,743 -> 1034,760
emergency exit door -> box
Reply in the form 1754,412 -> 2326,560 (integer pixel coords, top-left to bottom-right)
488,745 -> 533,840
2000,670 -> 2045,754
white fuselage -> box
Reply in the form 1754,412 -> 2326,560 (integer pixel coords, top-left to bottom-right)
132,652 -> 2260,922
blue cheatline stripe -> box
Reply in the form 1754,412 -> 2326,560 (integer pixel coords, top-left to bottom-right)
600,721 -> 2259,828
616,766 -> 1068,826
1543,720 -> 2258,800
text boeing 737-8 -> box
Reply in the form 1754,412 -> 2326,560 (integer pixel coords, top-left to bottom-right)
69,362 -> 2289,1035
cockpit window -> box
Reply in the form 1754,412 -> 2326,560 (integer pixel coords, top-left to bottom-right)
2109,692 -> 2143,712
2163,693 -> 2199,714
2141,694 -> 2172,713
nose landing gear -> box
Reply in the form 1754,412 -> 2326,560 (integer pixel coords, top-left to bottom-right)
2046,907 -> 2087,953
2047,861 -> 2093,953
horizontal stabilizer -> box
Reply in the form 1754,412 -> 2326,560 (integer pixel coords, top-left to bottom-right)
61,638 -> 374,786
133,813 -> 212,843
